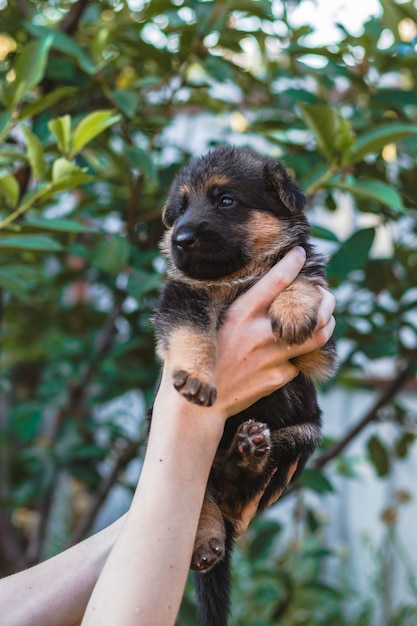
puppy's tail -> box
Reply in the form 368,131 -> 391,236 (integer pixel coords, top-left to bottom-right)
194,521 -> 234,626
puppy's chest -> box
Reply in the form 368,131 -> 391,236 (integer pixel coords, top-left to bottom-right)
204,281 -> 254,325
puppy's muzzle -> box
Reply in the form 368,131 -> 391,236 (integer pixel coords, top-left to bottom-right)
173,225 -> 198,250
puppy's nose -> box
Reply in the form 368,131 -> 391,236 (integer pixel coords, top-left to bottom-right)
173,227 -> 197,250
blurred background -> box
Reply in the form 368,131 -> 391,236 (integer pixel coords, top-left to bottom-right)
0,1 -> 417,624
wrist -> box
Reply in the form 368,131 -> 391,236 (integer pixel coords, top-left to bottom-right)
153,371 -> 226,441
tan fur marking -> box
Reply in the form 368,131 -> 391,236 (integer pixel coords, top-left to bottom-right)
245,211 -> 283,257
162,211 -> 284,289
162,326 -> 218,406
195,494 -> 225,544
269,277 -> 322,345
293,349 -> 336,383
206,174 -> 232,188
178,182 -> 191,196
191,490 -> 225,571
165,326 -> 216,376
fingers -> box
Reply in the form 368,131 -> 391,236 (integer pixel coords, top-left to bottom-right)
234,459 -> 300,537
232,247 -> 306,316
260,361 -> 300,398
282,286 -> 336,360
267,459 -> 299,508
316,286 -> 336,330
287,315 -> 335,361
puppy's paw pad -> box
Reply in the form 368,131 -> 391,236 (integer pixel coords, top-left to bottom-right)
191,537 -> 224,572
236,420 -> 271,458
173,370 -> 217,407
270,314 -> 316,345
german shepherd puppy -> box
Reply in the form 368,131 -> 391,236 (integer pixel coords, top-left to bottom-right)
153,146 -> 337,626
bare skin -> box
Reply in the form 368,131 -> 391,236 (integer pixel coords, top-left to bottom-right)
0,247 -> 335,626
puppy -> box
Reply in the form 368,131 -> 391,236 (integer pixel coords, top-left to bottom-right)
153,146 -> 337,626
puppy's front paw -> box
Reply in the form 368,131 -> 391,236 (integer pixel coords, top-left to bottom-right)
269,279 -> 321,345
191,536 -> 224,572
270,312 -> 317,345
236,420 -> 271,459
173,370 -> 217,406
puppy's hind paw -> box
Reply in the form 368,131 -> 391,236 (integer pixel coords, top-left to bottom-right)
236,420 -> 271,459
191,537 -> 224,572
173,370 -> 217,407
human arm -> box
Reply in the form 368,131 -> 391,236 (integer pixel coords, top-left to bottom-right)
0,247 -> 335,626
0,515 -> 126,626
80,247 -> 335,626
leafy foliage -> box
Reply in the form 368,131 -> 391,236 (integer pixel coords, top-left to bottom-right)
1,0 -> 417,623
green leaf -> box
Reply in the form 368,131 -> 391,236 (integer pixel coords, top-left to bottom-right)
330,178 -> 405,213
367,435 -> 390,477
0,148 -> 26,166
395,432 -> 415,459
0,268 -> 34,297
41,175 -> 94,201
9,404 -> 42,440
23,218 -> 92,234
11,35 -> 54,108
52,158 -> 92,186
126,269 -> 161,299
25,23 -> 100,74
0,235 -> 63,252
298,102 -> 355,164
12,184 -> 52,214
22,126 -> 45,181
71,111 -> 120,157
311,224 -> 340,242
126,147 -> 158,184
204,56 -> 236,82
348,123 -> 417,163
328,227 -> 376,284
370,89 -> 417,109
48,115 -> 72,156
93,235 -> 130,275
19,86 -> 76,120
247,519 -> 282,562
111,90 -> 140,118
298,468 -> 334,493
0,111 -> 11,142
362,258 -> 393,294
0,173 -> 20,207
380,0 -> 403,43
0,264 -> 46,297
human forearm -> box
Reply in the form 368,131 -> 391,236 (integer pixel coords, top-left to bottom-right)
81,247 -> 335,626
81,381 -> 225,626
0,516 -> 125,626
0,249 -> 336,626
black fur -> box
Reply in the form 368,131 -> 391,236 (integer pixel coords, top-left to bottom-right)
152,146 -> 337,626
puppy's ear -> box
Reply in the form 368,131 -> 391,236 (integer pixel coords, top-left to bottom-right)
264,162 -> 305,214
162,177 -> 188,227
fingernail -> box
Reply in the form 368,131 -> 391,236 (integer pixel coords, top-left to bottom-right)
293,246 -> 306,260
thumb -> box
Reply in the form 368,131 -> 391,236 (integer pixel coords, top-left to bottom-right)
234,247 -> 306,315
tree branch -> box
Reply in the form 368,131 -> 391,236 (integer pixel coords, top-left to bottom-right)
25,492 -> 54,566
24,293 -> 127,564
68,436 -> 144,546
314,364 -> 412,470
14,0 -> 30,19
0,509 -> 26,576
56,291 -> 127,431
61,0 -> 90,34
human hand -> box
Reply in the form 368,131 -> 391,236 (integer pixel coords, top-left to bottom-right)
233,460 -> 299,537
214,247 -> 336,419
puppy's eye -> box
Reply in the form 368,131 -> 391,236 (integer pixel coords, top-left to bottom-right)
219,194 -> 235,209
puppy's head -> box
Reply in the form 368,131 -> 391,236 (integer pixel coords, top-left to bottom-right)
162,146 -> 309,281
